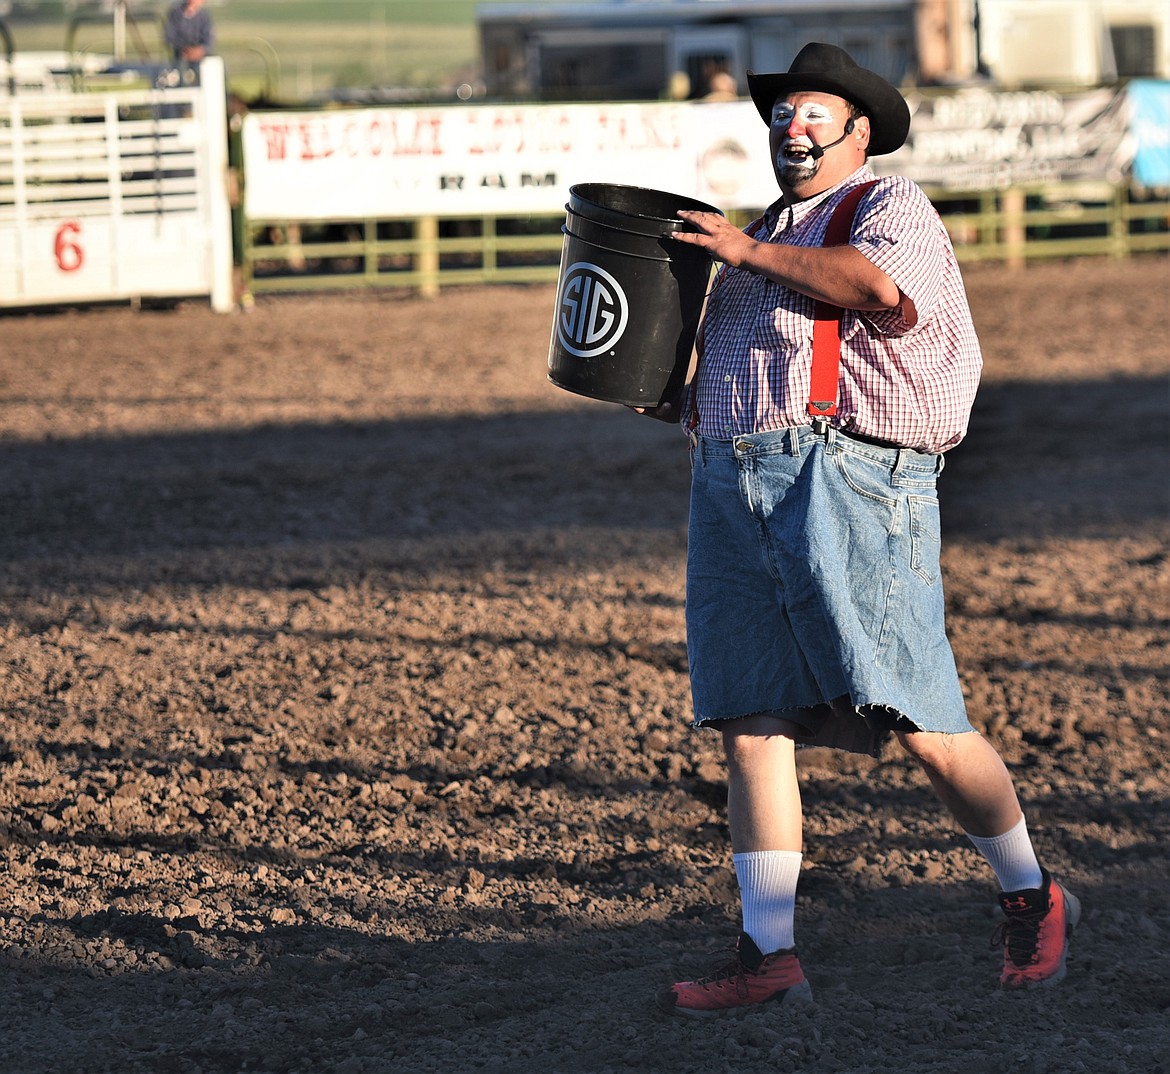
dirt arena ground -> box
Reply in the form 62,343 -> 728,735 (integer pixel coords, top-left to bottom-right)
1,255 -> 1167,1074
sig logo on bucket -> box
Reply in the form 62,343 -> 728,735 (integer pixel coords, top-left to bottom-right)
556,262 -> 629,358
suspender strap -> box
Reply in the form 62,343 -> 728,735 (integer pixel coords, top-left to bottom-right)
808,180 -> 879,421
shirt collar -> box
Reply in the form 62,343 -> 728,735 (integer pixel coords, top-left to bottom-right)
761,165 -> 875,236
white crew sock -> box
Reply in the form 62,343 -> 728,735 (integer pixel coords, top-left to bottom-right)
733,850 -> 803,955
966,814 -> 1044,892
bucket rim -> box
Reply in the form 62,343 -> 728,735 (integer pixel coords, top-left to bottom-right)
568,182 -> 723,228
561,220 -> 712,263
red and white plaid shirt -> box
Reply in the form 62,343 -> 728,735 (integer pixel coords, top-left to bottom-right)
687,167 -> 982,453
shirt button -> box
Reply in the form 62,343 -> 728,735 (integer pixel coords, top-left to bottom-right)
724,374 -> 732,382
723,424 -> 732,434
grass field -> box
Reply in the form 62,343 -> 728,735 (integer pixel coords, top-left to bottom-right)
2,0 -> 512,101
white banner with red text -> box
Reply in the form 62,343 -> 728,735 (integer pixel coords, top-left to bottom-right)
241,84 -> 1149,221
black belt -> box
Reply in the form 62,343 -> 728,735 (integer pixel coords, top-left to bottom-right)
810,416 -> 902,452
839,428 -> 903,451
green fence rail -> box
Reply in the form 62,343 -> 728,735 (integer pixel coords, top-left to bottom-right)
925,182 -> 1170,266
243,215 -> 567,298
241,183 -> 1170,298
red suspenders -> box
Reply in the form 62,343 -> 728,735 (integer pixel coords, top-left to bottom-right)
807,180 -> 879,426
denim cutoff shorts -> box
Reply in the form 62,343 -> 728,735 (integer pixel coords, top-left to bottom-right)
686,426 -> 974,755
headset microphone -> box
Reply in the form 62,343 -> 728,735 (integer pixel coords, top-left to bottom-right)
807,117 -> 856,160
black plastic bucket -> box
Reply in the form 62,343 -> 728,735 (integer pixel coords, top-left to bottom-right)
547,183 -> 722,408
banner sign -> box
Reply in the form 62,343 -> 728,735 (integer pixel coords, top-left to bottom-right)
242,100 -> 776,220
876,86 -> 1134,189
242,84 -> 1151,221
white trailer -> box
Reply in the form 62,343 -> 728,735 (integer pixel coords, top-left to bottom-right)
478,1 -> 918,101
976,0 -> 1169,86
476,0 -> 1169,100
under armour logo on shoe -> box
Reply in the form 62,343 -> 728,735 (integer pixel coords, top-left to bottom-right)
1003,896 -> 1032,912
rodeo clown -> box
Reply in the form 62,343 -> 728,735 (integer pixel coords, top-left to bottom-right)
636,43 -> 1080,1015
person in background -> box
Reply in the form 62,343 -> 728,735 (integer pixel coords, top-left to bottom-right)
703,70 -> 739,101
165,0 -> 214,65
640,42 -> 1080,1016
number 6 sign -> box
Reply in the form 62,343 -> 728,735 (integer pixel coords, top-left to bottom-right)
54,221 -> 84,272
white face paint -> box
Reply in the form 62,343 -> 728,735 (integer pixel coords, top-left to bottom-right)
770,101 -> 838,131
771,100 -> 839,172
768,92 -> 859,194
776,149 -> 816,172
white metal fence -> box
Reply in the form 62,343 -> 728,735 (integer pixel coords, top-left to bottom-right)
0,58 -> 233,311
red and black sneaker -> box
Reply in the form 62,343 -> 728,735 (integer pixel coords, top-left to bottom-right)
658,933 -> 813,1017
992,868 -> 1081,989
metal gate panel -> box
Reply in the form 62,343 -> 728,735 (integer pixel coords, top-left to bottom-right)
0,57 -> 232,311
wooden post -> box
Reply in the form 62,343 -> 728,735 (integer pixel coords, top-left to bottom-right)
417,215 -> 439,298
1109,185 -> 1128,260
364,217 -> 379,283
1002,187 -> 1026,270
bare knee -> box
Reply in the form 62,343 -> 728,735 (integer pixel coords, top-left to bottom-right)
722,715 -> 800,772
896,728 -> 967,773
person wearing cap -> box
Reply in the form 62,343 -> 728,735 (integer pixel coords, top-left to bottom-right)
643,43 -> 1080,1015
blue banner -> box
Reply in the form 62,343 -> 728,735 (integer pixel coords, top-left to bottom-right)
1128,80 -> 1170,188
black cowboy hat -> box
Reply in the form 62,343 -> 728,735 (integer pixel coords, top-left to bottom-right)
747,42 -> 911,156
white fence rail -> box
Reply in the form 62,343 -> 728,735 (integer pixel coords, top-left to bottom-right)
0,58 -> 233,311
